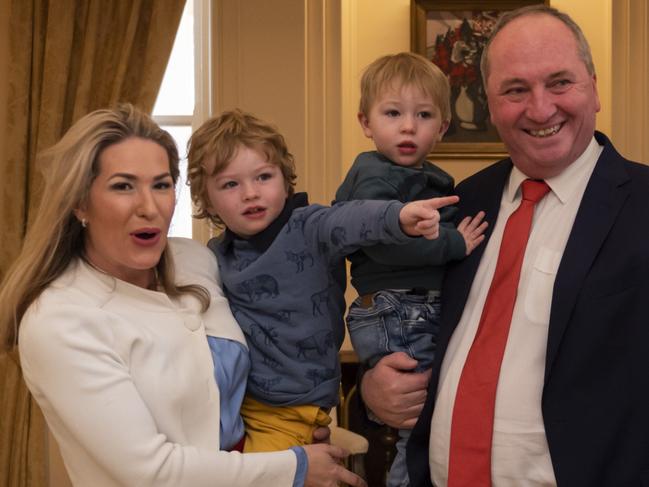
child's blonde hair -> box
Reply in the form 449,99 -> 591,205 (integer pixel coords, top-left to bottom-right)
187,109 -> 297,228
359,52 -> 451,122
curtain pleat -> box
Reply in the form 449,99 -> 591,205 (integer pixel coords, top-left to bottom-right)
0,1 -> 186,484
0,352 -> 47,486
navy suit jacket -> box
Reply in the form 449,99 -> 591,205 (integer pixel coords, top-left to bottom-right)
407,132 -> 649,487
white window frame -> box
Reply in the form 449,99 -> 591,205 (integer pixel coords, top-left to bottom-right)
191,0 -> 215,243
153,0 -> 213,241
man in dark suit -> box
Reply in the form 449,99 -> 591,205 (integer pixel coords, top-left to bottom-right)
360,5 -> 649,486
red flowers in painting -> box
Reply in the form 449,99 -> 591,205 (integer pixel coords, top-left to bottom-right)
431,11 -> 498,87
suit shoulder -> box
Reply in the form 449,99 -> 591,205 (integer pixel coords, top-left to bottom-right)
625,159 -> 649,179
456,159 -> 512,194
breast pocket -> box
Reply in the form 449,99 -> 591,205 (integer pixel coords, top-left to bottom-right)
524,247 -> 562,325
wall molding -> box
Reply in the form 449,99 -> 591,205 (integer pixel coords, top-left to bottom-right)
612,0 -> 649,163
210,0 -> 342,207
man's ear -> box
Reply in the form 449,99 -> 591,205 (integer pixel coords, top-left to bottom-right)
357,112 -> 373,139
591,74 -> 601,113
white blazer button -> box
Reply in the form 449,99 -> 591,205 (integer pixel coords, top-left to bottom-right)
183,315 -> 202,331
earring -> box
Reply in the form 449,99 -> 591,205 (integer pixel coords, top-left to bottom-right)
81,218 -> 88,228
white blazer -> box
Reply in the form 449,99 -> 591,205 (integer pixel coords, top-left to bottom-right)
19,238 -> 297,486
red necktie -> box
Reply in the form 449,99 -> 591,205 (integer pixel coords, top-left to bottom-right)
448,179 -> 550,487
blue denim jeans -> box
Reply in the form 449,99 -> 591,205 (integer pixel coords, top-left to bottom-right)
347,289 -> 440,371
346,289 -> 441,487
388,428 -> 411,487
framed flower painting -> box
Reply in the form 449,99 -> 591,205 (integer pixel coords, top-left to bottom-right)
411,0 -> 548,159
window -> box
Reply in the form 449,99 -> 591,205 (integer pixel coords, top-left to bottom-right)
153,0 -> 210,238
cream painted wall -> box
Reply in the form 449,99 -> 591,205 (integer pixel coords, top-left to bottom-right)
337,0 -> 619,349
210,0 -> 621,353
611,0 -> 649,163
212,1 -> 342,210
341,0 -> 616,184
341,0 -> 411,175
341,0 -> 490,182
212,2 -> 307,185
209,0 -> 618,209
552,0 -> 612,136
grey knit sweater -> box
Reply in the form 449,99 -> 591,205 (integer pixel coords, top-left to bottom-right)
335,151 -> 467,295
208,193 -> 411,407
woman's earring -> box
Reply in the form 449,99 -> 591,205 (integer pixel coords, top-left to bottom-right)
81,218 -> 88,228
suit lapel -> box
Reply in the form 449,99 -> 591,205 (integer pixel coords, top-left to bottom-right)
545,135 -> 631,382
411,160 -> 513,482
435,160 -> 513,377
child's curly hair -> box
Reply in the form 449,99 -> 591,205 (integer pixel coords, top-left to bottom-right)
187,109 -> 297,228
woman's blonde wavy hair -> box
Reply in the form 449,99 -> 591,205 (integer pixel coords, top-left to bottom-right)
0,104 -> 208,351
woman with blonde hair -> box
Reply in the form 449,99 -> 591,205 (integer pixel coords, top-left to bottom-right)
0,105 -> 365,487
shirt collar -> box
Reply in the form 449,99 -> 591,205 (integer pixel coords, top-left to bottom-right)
219,192 -> 309,253
505,136 -> 603,204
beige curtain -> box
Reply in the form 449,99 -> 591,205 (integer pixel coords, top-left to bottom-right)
0,0 -> 185,484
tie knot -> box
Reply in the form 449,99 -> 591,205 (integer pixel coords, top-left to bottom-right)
521,179 -> 550,203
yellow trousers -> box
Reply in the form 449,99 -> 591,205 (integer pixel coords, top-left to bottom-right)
240,396 -> 331,452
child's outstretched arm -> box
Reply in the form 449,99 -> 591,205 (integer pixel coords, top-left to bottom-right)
399,195 -> 459,239
457,211 -> 488,255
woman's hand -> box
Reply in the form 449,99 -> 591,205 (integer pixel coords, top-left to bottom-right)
303,444 -> 367,487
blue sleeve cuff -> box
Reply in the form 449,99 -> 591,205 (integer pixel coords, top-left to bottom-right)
290,446 -> 308,487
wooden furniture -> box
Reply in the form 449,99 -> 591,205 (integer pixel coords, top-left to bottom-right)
339,351 -> 398,487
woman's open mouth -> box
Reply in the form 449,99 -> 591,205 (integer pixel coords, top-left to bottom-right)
131,229 -> 161,246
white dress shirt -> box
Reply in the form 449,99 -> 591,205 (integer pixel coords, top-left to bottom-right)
429,138 -> 603,487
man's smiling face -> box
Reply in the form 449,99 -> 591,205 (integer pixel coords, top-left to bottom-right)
485,13 -> 600,179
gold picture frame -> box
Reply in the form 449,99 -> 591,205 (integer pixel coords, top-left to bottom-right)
411,0 -> 547,159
